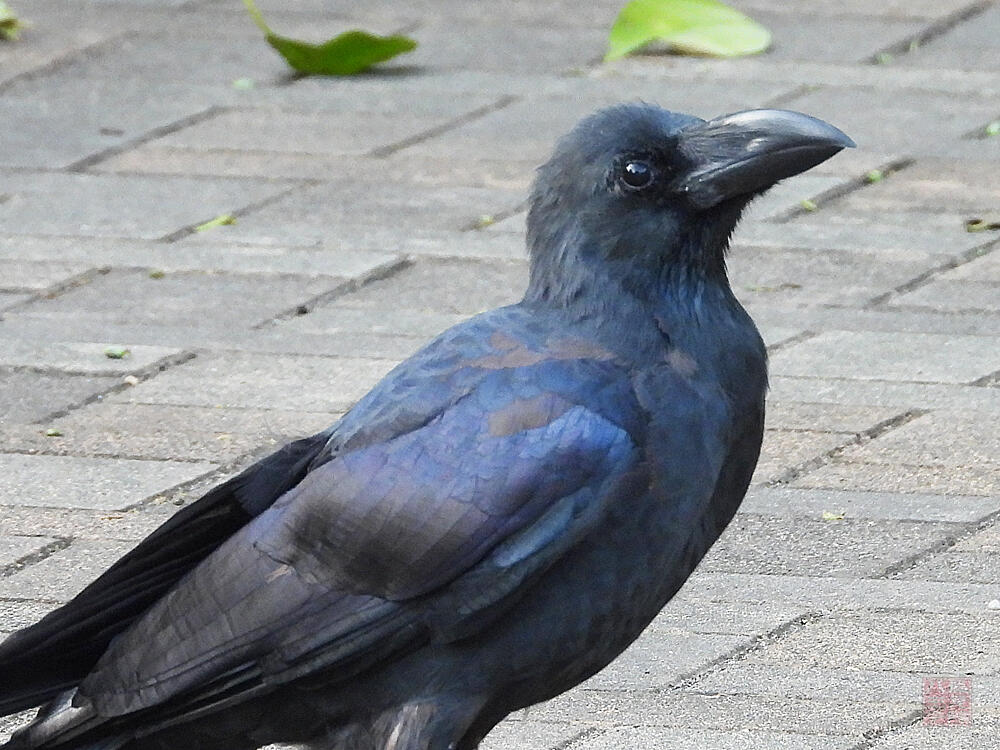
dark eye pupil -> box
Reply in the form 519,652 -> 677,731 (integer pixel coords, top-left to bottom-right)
622,161 -> 653,189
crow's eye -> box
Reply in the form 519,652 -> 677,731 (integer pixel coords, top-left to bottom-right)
621,160 -> 654,191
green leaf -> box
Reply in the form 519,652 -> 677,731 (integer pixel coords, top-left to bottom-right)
606,0 -> 771,61
243,0 -> 416,76
965,217 -> 1000,233
194,213 -> 236,232
821,510 -> 846,521
865,169 -> 884,184
44,428 -> 63,437
800,199 -> 818,212
104,346 -> 131,360
0,1 -> 23,41
984,120 -> 1000,137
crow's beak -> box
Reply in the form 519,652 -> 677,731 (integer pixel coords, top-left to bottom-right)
676,109 -> 855,210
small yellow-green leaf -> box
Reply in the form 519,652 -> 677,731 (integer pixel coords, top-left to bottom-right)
474,214 -> 496,229
232,77 -> 256,90
195,214 -> 236,232
985,120 -> 1000,137
0,1 -> 23,41
800,199 -> 818,212
148,269 -> 165,279
243,0 -> 415,76
865,169 -> 884,184
965,217 -> 1000,233
821,510 -> 846,521
875,51 -> 894,65
606,0 -> 771,61
44,428 -> 63,437
104,346 -> 131,359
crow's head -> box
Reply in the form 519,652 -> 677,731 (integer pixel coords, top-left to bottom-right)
525,103 -> 853,305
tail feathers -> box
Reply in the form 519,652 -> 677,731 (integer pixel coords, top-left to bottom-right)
0,692 -> 127,750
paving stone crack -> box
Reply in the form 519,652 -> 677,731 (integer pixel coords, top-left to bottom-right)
0,537 -> 73,579
864,0 -> 996,65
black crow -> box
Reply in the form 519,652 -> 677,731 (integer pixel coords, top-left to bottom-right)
0,104 -> 852,750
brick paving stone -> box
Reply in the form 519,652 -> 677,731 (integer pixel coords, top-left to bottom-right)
0,370 -> 120,424
0,260 -> 91,291
479,721 -> 583,750
729,245 -> 937,308
322,257 -> 527,315
679,573 -> 1000,615
0,535 -> 55,568
768,376 -> 1000,412
876,712 -> 1000,750
899,550 -> 1000,584
890,279 -> 1000,313
837,409 -> 1000,469
779,86 -> 1000,158
741,610 -> 1000,675
736,0 -> 975,18
568,726 -> 856,750
791,459 -> 1000,497
898,5 -> 1000,71
702,514 -> 958,577
692,663 -> 1000,707
0,453 -> 216,511
752,428 -> 848,483
0,539 -> 138,601
107,351 -> 396,412
0,171 -> 300,239
0,292 -> 31,310
9,269 -> 337,331
0,600 -> 61,635
0,402 -> 340,462
741,487 -> 1000,523
764,402 -> 901,433
529,689 -> 913,736
652,599 -> 808,636
0,336 -> 182,375
769,330 -> 1000,383
0,503 -> 177,542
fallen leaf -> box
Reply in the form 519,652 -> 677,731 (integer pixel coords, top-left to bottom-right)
800,199 -> 818,212
985,121 -> 1000,137
606,0 -> 771,61
965,217 -> 1000,233
44,428 -> 63,437
195,214 -> 236,232
148,269 -> 165,279
243,0 -> 416,75
0,1 -> 23,41
232,77 -> 256,90
865,169 -> 884,184
104,346 -> 131,359
821,510 -> 846,521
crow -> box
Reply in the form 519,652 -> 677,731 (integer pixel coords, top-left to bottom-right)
0,103 -> 852,750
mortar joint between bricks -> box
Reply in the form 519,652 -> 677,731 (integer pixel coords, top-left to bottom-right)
0,537 -> 74,579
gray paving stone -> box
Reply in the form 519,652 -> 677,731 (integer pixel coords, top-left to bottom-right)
652,599 -> 808,637
679,572 -> 1000,615
0,539 -> 137,601
890,279 -> 1000,313
0,260 -> 91,291
768,376 -> 1000,412
837,410 -> 1000,469
0,535 -> 55,568
0,503 -> 177,542
581,630 -> 749,690
0,711 -> 34,746
0,292 -> 31,311
876,711 -> 1000,750
736,0 -> 974,18
954,523 -> 1000,552
764,402 -> 901,433
0,370 -> 120,424
779,86 -> 1000,158
0,83 -> 221,169
769,330 -> 1000,384
899,5 -> 1000,72
0,234 -> 400,280
899,550 -> 1000,585
693,663 -> 1000,707
182,179 -> 524,246
0,599 -> 59,635
280,305 -> 466,340
702,514 -> 958,578
324,257 -> 526,315
568,726 -> 856,750
10,269 -> 336,331
741,487 -> 1000,523
1,403 -> 339,462
729,244 -> 935,308
531,689 -> 913,736
108,351 -> 396,412
752,429 -> 847,483
0,336 -> 182,375
938,248 -> 1000,282
792,459 -> 1000,497
0,453 -> 216,511
742,610 -> 1000,675
480,720 -> 583,750
0,171 -> 299,239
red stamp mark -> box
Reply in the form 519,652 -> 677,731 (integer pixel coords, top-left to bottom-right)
922,677 -> 972,726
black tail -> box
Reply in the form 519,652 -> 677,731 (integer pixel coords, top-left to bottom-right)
0,431 -> 331,717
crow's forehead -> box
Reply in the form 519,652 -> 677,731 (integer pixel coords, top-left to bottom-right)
557,104 -> 705,163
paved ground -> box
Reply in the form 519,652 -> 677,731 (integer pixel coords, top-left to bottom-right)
1,0 -> 998,748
